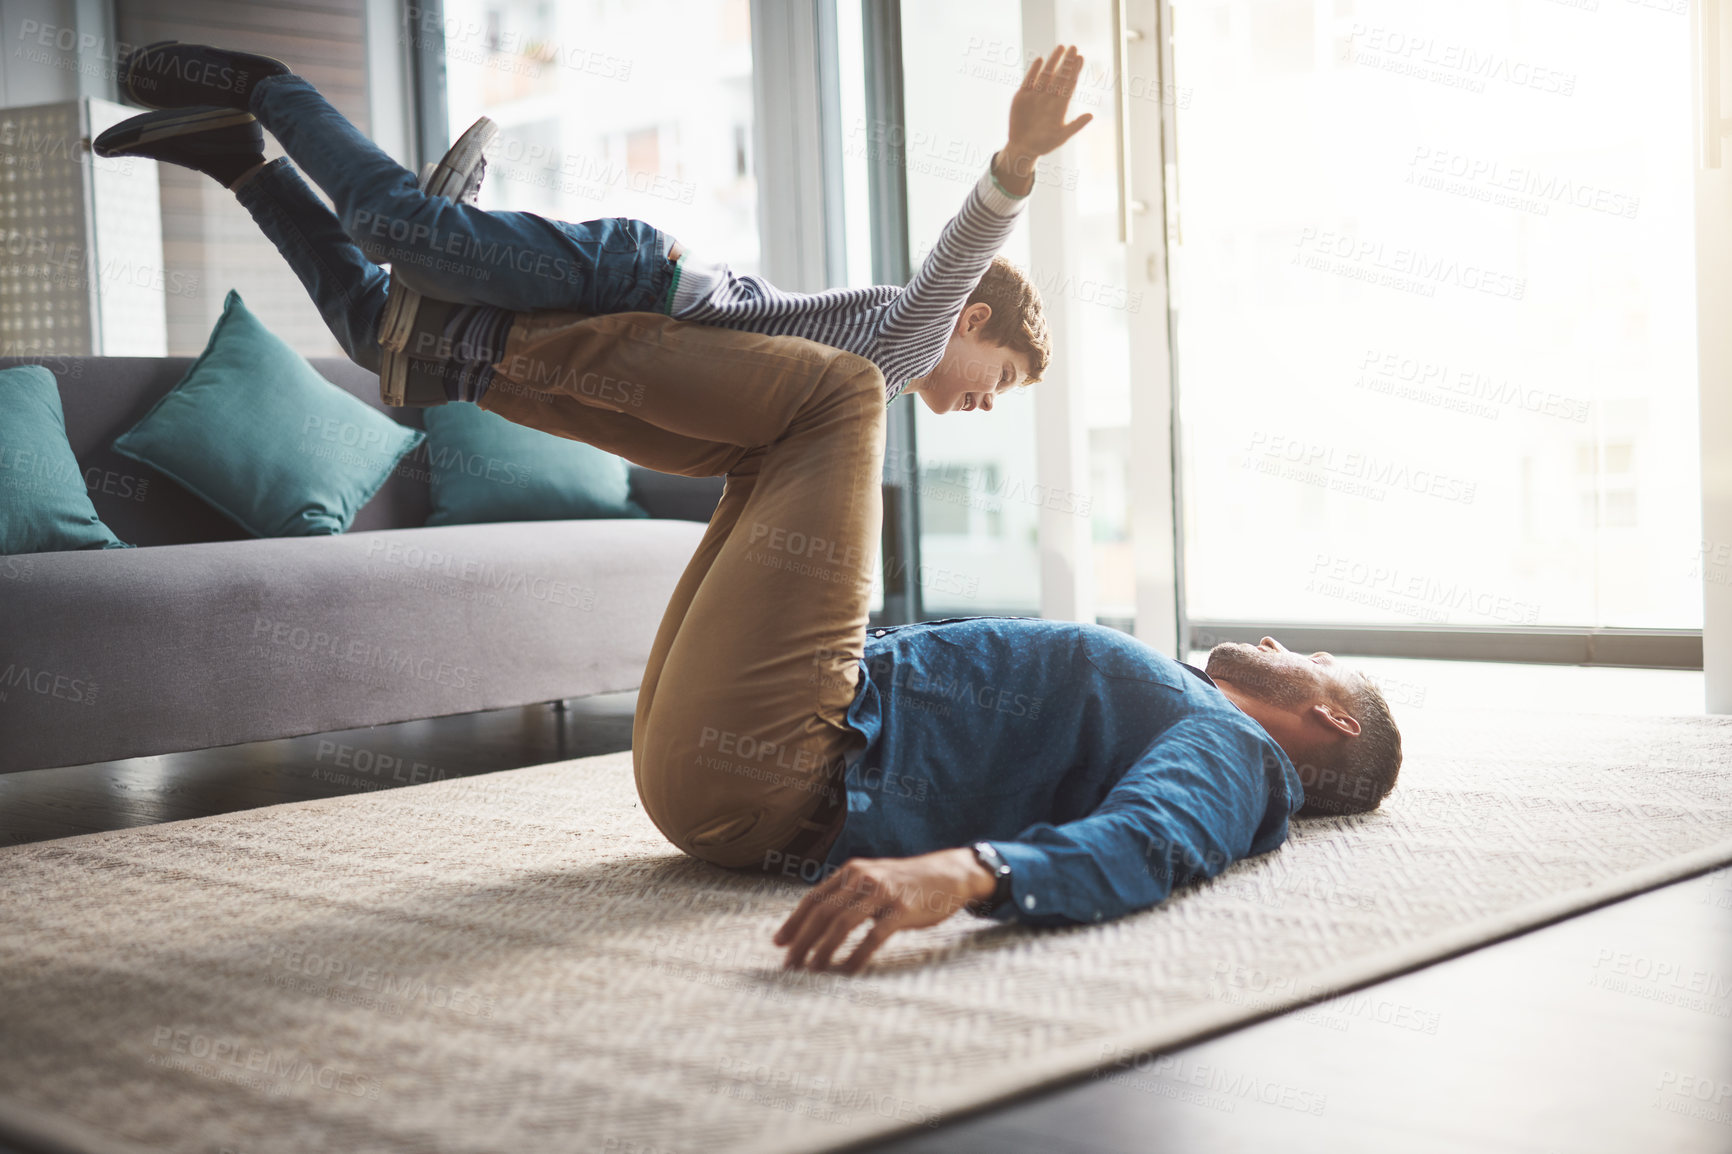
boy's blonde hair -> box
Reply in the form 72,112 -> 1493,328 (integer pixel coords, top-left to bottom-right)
966,256 -> 1050,386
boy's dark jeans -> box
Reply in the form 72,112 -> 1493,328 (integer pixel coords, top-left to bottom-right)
233,72 -> 676,360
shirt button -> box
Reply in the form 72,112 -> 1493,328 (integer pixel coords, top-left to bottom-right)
1024,894 -> 1037,910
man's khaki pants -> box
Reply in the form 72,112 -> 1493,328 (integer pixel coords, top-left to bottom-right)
479,311 -> 884,870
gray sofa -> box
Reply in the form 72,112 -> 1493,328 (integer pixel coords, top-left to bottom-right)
0,355 -> 723,774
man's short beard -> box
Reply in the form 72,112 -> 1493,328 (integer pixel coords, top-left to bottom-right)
1205,642 -> 1314,709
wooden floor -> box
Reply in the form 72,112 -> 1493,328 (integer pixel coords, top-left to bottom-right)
1,666 -> 1728,1154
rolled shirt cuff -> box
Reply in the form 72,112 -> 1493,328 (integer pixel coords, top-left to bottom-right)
982,154 -> 1034,213
978,838 -> 1121,926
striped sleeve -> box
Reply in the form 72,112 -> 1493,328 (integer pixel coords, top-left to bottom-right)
873,155 -> 1031,398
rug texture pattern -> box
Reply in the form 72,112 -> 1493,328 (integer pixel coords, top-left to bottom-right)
1,707 -> 1729,1154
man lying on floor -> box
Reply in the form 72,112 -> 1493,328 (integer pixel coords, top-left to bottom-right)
97,42 -> 1402,978
770,630 -> 1402,971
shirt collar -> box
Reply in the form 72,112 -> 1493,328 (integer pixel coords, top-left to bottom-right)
1178,661 -> 1217,687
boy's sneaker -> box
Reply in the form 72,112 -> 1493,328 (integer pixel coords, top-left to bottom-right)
366,295 -> 465,408
92,107 -> 264,187
377,116 -> 498,406
397,356 -> 462,409
118,41 -> 289,111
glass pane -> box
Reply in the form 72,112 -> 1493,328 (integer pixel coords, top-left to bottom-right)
443,0 -> 758,273
899,1 -> 1040,616
1055,0 -> 1138,623
1172,0 -> 1701,629
834,0 -> 885,617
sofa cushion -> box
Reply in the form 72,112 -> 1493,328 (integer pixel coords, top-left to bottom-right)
0,518 -> 708,773
422,403 -> 647,526
0,365 -> 130,554
110,291 -> 425,537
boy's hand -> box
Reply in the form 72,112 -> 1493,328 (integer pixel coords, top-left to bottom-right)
996,44 -> 1094,196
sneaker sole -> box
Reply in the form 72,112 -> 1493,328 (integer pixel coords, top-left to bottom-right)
121,40 -> 290,111
93,108 -> 257,157
378,116 -> 498,406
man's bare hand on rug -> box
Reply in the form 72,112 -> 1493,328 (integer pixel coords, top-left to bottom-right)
774,848 -> 998,974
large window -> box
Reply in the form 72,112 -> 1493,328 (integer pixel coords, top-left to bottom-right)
427,0 -> 1704,648
1171,0 -> 1701,630
442,0 -> 758,273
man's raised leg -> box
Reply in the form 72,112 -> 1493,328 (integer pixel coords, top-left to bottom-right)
476,312 -> 885,868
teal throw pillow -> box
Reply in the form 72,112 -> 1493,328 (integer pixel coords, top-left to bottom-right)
111,290 -> 423,536
421,403 -> 646,526
0,364 -> 129,553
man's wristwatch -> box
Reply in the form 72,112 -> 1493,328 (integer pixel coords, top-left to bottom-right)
966,841 -> 1013,916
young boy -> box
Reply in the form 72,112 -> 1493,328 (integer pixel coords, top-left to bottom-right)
95,41 -> 1089,411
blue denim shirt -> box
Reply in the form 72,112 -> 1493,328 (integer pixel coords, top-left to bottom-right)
820,617 -> 1306,927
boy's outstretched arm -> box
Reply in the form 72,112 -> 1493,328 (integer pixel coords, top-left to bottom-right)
876,44 -> 1094,384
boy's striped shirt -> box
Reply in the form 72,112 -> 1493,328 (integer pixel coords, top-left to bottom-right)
667,160 -> 1030,403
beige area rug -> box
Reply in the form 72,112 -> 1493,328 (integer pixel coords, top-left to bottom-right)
2,707 -> 1730,1154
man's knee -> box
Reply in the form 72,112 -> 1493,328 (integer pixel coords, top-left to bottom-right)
824,351 -> 886,420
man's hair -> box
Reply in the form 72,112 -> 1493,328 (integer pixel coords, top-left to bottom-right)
1293,673 -> 1402,816
967,256 -> 1051,385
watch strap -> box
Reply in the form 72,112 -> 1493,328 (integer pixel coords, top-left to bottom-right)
967,840 -> 1013,916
